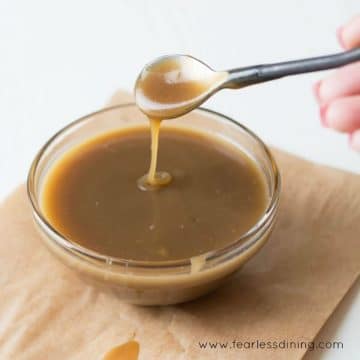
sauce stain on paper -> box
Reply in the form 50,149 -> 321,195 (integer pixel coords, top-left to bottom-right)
103,340 -> 139,360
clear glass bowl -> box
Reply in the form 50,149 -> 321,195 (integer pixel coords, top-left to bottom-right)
27,104 -> 281,305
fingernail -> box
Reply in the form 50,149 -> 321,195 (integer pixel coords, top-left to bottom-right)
349,132 -> 360,151
337,26 -> 345,48
319,104 -> 329,127
313,80 -> 322,103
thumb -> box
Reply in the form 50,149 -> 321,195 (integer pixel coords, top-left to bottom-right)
337,15 -> 360,50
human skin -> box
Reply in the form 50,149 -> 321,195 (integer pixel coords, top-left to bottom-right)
313,15 -> 360,151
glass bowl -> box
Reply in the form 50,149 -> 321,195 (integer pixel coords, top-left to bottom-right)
27,104 -> 280,305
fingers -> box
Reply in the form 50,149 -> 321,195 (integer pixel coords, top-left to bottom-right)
313,62 -> 360,104
320,96 -> 360,133
349,129 -> 360,151
338,15 -> 360,49
313,16 -> 360,151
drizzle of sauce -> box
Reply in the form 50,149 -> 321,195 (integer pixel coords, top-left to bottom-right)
190,254 -> 206,274
102,340 -> 139,360
137,118 -> 171,190
135,55 -> 227,190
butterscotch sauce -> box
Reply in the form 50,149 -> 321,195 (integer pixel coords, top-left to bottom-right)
135,55 -> 228,120
102,340 -> 139,360
135,55 -> 228,189
41,126 -> 268,261
190,254 -> 206,274
137,118 -> 171,190
42,55 -> 268,265
147,118 -> 161,184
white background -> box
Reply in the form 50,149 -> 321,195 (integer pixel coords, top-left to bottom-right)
1,1 -> 359,358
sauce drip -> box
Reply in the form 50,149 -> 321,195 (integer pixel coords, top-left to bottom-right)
137,118 -> 171,190
103,340 -> 139,360
135,55 -> 228,189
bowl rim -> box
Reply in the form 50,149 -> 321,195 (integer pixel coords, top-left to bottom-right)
27,103 -> 281,271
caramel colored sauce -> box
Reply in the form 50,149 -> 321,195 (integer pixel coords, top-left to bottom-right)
135,56 -> 227,189
137,118 -> 172,190
103,340 -> 139,360
147,118 -> 161,184
42,126 -> 268,261
135,56 -> 227,120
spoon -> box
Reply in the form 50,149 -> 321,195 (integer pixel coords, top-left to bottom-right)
134,48 -> 360,119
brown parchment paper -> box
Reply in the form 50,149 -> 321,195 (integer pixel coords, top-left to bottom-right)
0,90 -> 359,360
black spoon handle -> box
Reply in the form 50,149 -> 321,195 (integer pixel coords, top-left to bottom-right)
225,47 -> 360,88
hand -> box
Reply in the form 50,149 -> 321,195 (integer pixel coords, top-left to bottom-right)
313,15 -> 360,151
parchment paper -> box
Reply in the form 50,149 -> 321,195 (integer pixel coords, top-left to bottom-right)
0,90 -> 359,359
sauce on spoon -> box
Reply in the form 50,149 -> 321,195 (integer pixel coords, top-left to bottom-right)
134,55 -> 228,189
